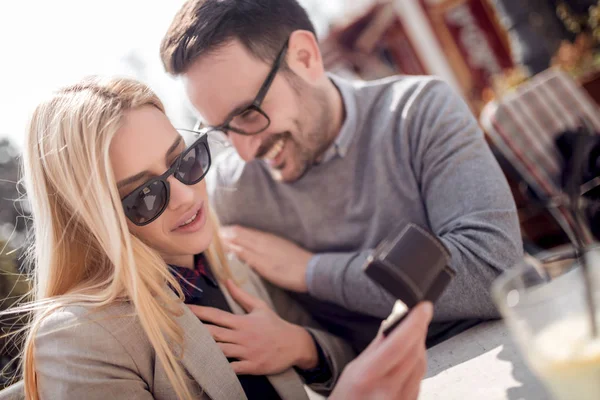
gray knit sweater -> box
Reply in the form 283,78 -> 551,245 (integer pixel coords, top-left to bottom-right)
207,74 -> 522,322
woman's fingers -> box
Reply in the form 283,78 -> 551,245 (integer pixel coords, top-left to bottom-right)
398,352 -> 428,400
375,302 -> 432,376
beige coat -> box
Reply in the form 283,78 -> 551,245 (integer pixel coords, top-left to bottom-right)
27,259 -> 354,400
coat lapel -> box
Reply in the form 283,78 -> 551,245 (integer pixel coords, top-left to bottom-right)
173,304 -> 248,400
221,260 -> 310,400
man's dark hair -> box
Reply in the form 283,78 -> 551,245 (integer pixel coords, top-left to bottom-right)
160,0 -> 316,75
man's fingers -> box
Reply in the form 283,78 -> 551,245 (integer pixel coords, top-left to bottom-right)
225,243 -> 263,273
224,243 -> 248,261
221,225 -> 283,256
232,247 -> 276,283
225,279 -> 264,312
205,324 -> 239,344
230,361 -> 257,375
217,343 -> 246,360
188,305 -> 241,329
220,225 -> 258,248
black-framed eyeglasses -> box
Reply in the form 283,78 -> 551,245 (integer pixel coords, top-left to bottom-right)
197,40 -> 289,136
121,131 -> 211,226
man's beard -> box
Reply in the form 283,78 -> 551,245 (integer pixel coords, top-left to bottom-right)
260,74 -> 335,182
284,87 -> 334,181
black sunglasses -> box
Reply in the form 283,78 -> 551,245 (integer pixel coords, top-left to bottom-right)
121,132 -> 211,226
197,40 -> 289,136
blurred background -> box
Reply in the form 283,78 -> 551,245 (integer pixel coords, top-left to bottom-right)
1,0 -> 600,386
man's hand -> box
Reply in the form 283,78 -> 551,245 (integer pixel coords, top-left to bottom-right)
331,302 -> 433,400
188,280 -> 318,375
220,225 -> 313,293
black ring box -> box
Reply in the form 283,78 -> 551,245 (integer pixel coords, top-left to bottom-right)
363,224 -> 455,335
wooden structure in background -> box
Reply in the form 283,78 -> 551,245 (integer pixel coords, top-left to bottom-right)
418,0 -> 514,114
321,0 -> 514,115
321,2 -> 428,80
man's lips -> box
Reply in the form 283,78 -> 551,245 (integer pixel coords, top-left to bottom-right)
264,138 -> 287,169
255,133 -> 289,159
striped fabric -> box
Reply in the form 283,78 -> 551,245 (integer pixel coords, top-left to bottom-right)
480,68 -> 600,244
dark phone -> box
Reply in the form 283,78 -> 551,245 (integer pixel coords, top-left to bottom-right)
363,224 -> 455,336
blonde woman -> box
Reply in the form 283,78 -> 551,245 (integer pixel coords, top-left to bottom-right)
3,76 -> 433,400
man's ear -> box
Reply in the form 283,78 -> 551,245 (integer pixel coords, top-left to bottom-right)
286,30 -> 325,84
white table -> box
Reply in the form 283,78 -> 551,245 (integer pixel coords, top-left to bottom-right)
420,321 -> 550,400
307,321 -> 550,400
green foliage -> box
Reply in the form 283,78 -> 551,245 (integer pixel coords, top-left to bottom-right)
0,241 -> 29,389
0,241 -> 29,310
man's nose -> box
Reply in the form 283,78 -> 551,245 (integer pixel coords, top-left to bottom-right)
229,132 -> 266,161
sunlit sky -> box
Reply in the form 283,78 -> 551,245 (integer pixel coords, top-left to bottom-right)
0,0 -> 356,148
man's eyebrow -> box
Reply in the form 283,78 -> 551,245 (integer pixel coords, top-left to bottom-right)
116,136 -> 183,190
222,99 -> 254,122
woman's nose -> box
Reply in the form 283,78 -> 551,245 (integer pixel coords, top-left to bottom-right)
166,175 -> 195,210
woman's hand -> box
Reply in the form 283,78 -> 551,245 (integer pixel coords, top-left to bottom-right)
188,280 -> 318,375
330,302 -> 433,400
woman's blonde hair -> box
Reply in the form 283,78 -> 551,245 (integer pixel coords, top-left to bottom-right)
18,76 -> 230,399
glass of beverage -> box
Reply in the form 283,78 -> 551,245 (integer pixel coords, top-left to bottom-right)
492,248 -> 600,400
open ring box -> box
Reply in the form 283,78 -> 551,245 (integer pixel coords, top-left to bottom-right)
363,223 -> 455,335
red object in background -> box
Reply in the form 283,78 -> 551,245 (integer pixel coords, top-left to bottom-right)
382,17 -> 428,76
321,2 -> 428,79
419,0 -> 514,113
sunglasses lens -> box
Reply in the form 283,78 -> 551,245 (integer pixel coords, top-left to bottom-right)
124,180 -> 168,225
175,140 -> 210,184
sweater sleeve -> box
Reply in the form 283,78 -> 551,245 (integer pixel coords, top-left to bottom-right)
306,80 -> 523,321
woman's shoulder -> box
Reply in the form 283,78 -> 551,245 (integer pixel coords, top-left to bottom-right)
36,301 -> 152,365
34,302 -> 157,397
38,301 -> 140,336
